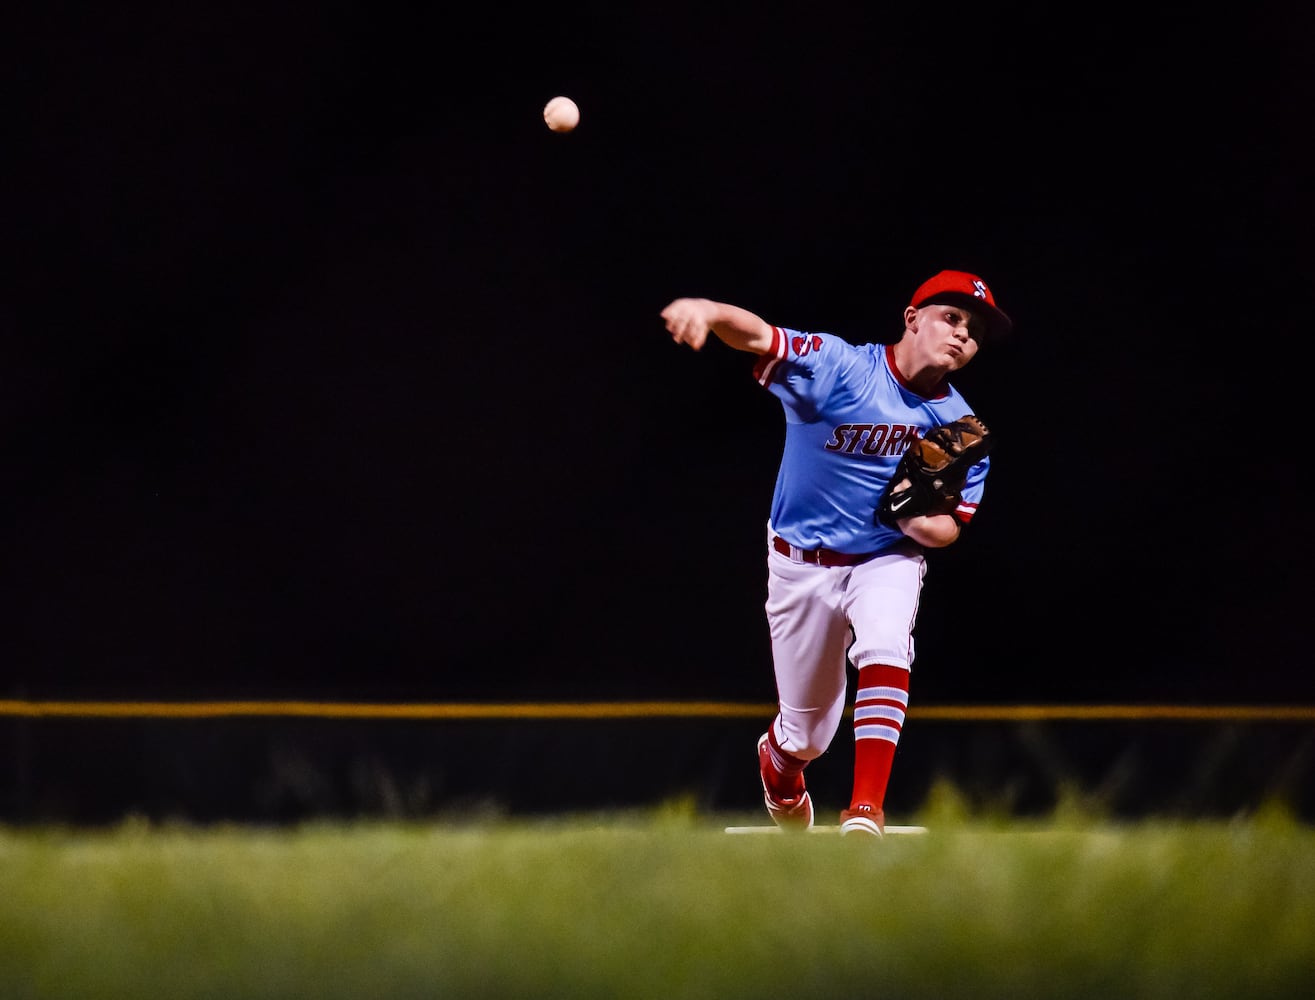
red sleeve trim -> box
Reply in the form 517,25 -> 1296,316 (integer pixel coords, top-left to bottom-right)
752,326 -> 788,386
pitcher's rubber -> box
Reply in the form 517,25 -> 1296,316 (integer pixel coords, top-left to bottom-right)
724,824 -> 928,835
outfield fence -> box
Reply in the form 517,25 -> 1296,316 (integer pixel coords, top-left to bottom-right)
2,701 -> 1312,825
4,701 -> 1315,721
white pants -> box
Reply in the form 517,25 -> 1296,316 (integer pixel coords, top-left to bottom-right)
765,529 -> 926,760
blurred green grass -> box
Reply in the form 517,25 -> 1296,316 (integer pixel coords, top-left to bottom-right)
2,792 -> 1313,1000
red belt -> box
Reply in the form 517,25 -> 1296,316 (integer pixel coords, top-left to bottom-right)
772,535 -> 881,567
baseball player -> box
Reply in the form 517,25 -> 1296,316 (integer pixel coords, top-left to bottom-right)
660,270 -> 1011,836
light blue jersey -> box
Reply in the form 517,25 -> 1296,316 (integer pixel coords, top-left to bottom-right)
752,327 -> 988,555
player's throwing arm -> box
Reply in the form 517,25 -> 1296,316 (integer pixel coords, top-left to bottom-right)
661,298 -> 775,354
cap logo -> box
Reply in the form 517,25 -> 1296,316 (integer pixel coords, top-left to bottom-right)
972,279 -> 988,301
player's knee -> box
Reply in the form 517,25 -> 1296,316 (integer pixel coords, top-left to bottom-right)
777,716 -> 838,761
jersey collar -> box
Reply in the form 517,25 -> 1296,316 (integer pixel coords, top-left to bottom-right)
884,343 -> 950,400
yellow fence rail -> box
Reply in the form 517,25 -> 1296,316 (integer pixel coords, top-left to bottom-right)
1,701 -> 1313,721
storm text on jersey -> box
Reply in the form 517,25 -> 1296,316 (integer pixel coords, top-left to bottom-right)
823,423 -> 920,457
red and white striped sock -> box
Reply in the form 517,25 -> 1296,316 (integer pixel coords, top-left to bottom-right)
849,663 -> 910,811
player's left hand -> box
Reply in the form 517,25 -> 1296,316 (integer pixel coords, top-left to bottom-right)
876,415 -> 992,528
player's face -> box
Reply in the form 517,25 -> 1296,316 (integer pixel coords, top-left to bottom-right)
914,304 -> 982,370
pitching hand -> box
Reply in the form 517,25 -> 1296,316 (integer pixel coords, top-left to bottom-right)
661,298 -> 716,351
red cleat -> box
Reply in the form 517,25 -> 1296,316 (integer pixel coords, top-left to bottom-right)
757,732 -> 814,831
839,803 -> 885,837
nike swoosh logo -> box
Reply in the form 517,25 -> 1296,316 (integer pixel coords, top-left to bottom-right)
889,495 -> 912,513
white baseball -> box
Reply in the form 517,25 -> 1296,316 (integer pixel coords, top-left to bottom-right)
543,96 -> 580,133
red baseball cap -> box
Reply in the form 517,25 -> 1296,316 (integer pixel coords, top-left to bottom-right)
909,270 -> 1012,342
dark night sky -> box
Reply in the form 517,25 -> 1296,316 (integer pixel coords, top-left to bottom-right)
5,3 -> 1313,705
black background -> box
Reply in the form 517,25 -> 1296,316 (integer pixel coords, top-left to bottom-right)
7,2 -> 1313,706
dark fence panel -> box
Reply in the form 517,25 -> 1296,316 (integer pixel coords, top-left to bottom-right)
4,714 -> 1312,825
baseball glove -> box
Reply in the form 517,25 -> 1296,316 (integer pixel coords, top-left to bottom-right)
875,415 -> 992,527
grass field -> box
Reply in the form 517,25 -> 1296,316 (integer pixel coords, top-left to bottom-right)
2,794 -> 1313,1000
